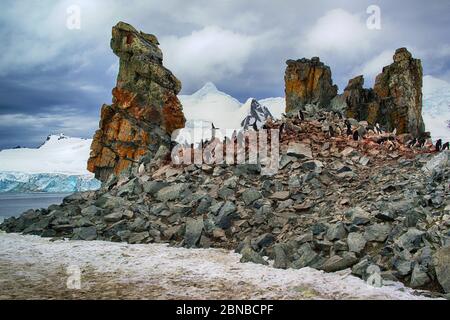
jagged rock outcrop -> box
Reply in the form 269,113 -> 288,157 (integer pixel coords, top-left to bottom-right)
288,48 -> 426,138
372,48 -> 425,136
285,57 -> 338,113
342,75 -> 377,122
87,22 -> 186,182
241,99 -> 274,130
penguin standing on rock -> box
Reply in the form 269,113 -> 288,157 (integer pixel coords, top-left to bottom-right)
435,139 -> 443,151
375,123 -> 383,135
442,142 -> 449,150
328,125 -> 335,138
345,121 -> 352,136
353,130 -> 360,141
298,110 -> 305,121
279,123 -> 286,140
407,138 -> 417,148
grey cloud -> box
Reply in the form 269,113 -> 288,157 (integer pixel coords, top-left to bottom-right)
0,0 -> 449,149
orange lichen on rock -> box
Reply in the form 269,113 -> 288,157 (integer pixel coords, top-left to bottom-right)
285,57 -> 337,113
88,22 -> 185,182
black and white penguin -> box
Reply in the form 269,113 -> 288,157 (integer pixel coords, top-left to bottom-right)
298,109 -> 305,121
407,138 -> 417,148
442,142 -> 449,150
345,121 -> 352,136
435,139 -> 443,152
328,125 -> 335,138
418,138 -> 426,148
279,123 -> 286,137
375,123 -> 382,135
353,130 -> 360,141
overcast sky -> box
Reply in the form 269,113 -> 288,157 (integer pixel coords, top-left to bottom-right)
1,0 -> 450,149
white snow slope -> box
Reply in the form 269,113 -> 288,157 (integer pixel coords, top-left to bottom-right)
0,134 -> 100,193
179,82 -> 285,130
0,134 -> 93,175
0,233 -> 436,300
423,75 -> 450,142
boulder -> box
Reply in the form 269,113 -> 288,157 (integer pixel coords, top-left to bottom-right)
184,217 -> 204,248
347,232 -> 367,253
240,246 -> 268,266
433,247 -> 450,293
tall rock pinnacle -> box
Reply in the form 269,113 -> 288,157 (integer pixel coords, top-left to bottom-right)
372,47 -> 425,136
284,57 -> 338,113
88,22 -> 186,182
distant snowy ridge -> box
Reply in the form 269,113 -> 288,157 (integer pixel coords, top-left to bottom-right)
0,134 -> 100,193
177,83 -> 285,144
0,134 -> 94,175
422,75 -> 450,142
179,82 -> 285,130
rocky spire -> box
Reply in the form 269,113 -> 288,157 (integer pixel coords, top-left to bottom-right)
87,22 -> 186,182
372,47 -> 425,136
284,57 -> 338,113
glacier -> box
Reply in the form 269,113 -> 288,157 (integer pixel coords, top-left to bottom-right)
0,172 -> 100,193
0,134 -> 100,193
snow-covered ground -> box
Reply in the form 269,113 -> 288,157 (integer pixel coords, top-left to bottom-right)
0,233 -> 435,300
0,134 -> 100,193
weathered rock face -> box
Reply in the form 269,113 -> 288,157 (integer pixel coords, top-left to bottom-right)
88,22 -> 186,182
285,57 -> 338,113
373,48 -> 425,136
343,75 -> 377,122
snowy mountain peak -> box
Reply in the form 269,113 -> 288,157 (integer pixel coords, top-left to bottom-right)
241,98 -> 274,130
192,82 -> 220,97
423,75 -> 450,95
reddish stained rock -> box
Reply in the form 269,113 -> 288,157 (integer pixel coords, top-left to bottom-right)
285,57 -> 338,113
88,22 -> 185,182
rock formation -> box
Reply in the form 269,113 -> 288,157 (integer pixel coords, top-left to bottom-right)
342,75 -> 377,122
373,47 -> 425,136
87,22 -> 186,182
285,57 -> 338,113
241,99 -> 274,130
287,48 -> 426,138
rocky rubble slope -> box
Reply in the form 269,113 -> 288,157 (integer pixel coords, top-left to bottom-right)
2,111 -> 449,296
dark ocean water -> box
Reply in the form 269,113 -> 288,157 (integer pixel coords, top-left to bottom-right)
0,193 -> 71,222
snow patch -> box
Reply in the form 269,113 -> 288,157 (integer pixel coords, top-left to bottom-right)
0,233 -> 436,300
